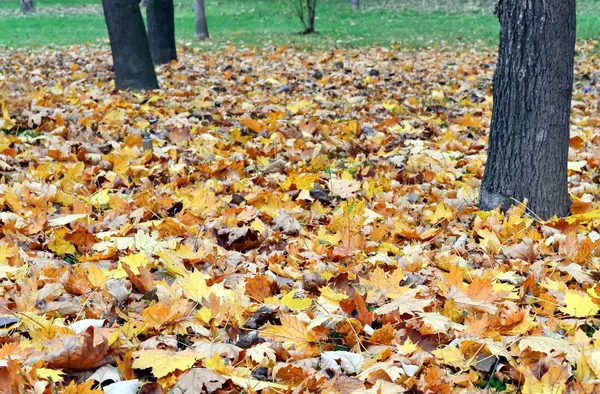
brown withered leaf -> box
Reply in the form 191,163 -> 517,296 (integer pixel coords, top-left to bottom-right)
64,267 -> 93,295
340,291 -> 373,326
172,368 -> 229,393
65,226 -> 97,254
43,326 -> 111,370
168,126 -> 191,144
245,275 -> 278,303
123,262 -> 154,293
215,226 -> 263,251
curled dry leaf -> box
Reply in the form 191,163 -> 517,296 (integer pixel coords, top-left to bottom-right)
173,368 -> 229,394
273,211 -> 302,235
43,326 -> 111,370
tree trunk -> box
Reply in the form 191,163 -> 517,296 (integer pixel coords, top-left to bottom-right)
351,0 -> 359,11
480,0 -> 576,219
147,0 -> 177,65
102,0 -> 158,90
194,0 -> 210,40
20,0 -> 34,13
304,0 -> 317,33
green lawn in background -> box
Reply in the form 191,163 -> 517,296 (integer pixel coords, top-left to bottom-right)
0,0 -> 599,49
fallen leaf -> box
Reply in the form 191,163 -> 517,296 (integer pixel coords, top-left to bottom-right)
132,349 -> 203,379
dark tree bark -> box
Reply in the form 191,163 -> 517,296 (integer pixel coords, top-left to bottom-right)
147,0 -> 177,65
351,0 -> 359,11
20,0 -> 34,13
305,0 -> 317,34
480,0 -> 576,219
293,0 -> 317,34
195,0 -> 210,40
102,0 -> 159,90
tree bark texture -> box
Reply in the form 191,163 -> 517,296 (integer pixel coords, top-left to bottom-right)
480,0 -> 576,219
102,0 -> 159,91
147,0 -> 178,65
20,0 -> 34,13
195,0 -> 210,40
306,0 -> 317,33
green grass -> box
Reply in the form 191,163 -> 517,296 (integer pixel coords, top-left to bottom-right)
0,0 -> 600,49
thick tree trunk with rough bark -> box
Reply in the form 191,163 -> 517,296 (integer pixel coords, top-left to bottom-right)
147,0 -> 177,65
351,0 -> 359,11
102,0 -> 158,90
20,0 -> 34,13
194,0 -> 210,40
480,0 -> 576,219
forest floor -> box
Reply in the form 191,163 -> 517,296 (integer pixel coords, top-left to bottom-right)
1,0 -> 600,48
1,40 -> 600,393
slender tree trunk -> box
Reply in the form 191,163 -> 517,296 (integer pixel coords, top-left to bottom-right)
194,0 -> 210,40
147,0 -> 177,65
20,0 -> 34,13
480,0 -> 576,219
351,0 -> 359,11
102,0 -> 158,90
303,0 -> 316,34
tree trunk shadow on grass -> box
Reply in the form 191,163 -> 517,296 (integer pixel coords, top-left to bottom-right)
298,29 -> 318,35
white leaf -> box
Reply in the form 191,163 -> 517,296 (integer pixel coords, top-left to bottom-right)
87,365 -> 121,384
246,343 -> 276,363
557,263 -> 593,284
329,176 -> 360,199
418,312 -> 465,334
173,368 -> 228,393
69,319 -> 106,335
47,214 -> 88,227
273,211 -> 302,235
373,289 -> 431,315
518,336 -> 579,363
358,361 -> 404,381
103,380 -> 139,394
321,351 -> 363,374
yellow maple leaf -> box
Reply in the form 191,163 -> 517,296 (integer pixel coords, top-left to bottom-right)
132,349 -> 202,378
320,286 -> 348,302
203,352 -> 231,375
287,100 -> 315,114
281,173 -> 320,191
477,228 -> 502,255
157,250 -> 187,277
432,346 -> 466,369
360,267 -> 406,303
114,252 -> 150,279
565,208 -> 600,224
316,227 -> 341,245
261,314 -> 315,351
522,365 -> 568,394
179,269 -> 211,303
89,189 -> 110,207
48,228 -> 76,256
87,264 -> 108,288
63,380 -> 102,394
426,202 -> 454,224
397,338 -> 419,356
36,368 -> 65,382
250,218 -> 266,235
196,307 -> 213,324
281,290 -> 312,311
560,290 -> 600,318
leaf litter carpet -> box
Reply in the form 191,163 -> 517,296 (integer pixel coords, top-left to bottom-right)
0,42 -> 600,393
